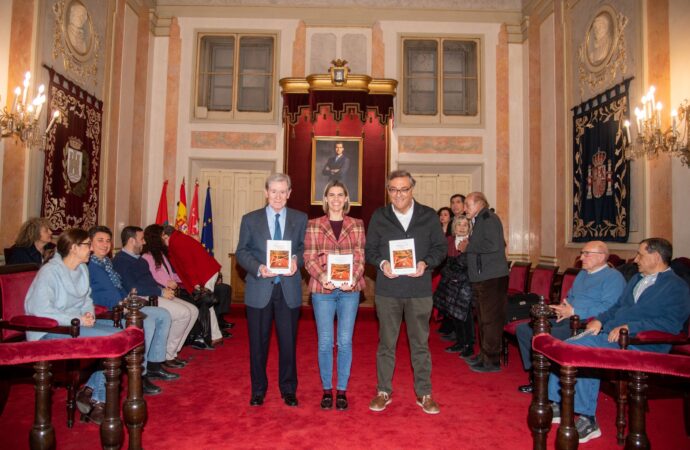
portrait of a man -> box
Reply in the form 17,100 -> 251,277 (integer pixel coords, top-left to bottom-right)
586,11 -> 615,68
64,0 -> 94,59
312,137 -> 362,205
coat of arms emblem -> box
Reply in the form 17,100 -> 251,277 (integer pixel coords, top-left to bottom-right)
586,149 -> 613,199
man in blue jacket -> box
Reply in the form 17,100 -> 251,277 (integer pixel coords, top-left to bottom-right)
548,238 -> 690,444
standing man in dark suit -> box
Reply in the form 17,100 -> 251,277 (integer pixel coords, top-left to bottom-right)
459,191 -> 509,373
236,173 -> 308,407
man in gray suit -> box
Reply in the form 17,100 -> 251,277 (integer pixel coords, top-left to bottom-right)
236,173 -> 308,407
458,191 -> 509,372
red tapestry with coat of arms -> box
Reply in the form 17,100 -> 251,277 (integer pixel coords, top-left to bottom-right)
41,68 -> 102,233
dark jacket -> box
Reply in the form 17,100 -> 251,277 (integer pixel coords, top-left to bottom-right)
112,251 -> 162,297
465,207 -> 509,282
7,244 -> 42,266
365,201 -> 447,298
434,252 -> 472,320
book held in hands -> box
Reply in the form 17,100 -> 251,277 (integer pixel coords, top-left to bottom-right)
389,238 -> 417,275
266,240 -> 292,274
327,254 -> 354,287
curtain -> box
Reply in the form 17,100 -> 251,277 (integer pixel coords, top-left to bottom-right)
572,78 -> 631,242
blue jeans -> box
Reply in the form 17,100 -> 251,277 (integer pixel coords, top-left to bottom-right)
141,306 -> 171,372
41,319 -> 119,403
548,333 -> 642,417
312,290 -> 360,391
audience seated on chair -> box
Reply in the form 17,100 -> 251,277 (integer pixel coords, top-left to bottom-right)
6,217 -> 55,266
113,226 -> 200,360
515,241 -> 625,394
87,225 -> 179,395
24,228 -> 123,425
547,237 -> 690,444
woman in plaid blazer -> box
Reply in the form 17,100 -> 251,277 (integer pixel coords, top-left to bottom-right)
304,180 -> 366,411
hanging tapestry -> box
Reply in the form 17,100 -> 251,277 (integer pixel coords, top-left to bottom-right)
572,78 -> 631,242
42,68 -> 103,233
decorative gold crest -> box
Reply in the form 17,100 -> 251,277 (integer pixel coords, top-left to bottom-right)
329,59 -> 350,86
52,0 -> 100,84
62,136 -> 89,196
578,5 -> 628,96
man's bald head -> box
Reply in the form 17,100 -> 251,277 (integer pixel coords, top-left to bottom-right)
580,240 -> 609,272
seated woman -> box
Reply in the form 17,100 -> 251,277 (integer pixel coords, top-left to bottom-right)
141,224 -> 217,350
304,180 -> 366,410
87,225 -> 178,396
7,217 -> 55,265
433,215 -> 474,357
24,228 -> 119,425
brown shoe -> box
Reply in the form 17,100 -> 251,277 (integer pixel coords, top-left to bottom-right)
369,391 -> 392,412
416,395 -> 440,415
76,387 -> 95,414
85,402 -> 105,425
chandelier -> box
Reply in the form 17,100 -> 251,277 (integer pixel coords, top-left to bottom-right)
0,71 -> 60,148
623,85 -> 690,167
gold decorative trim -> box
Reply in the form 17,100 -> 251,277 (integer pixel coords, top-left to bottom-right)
577,5 -> 628,97
280,76 -> 397,95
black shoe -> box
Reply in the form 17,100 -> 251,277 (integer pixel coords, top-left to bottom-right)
191,338 -> 215,350
163,358 -> 186,369
142,376 -> 162,395
320,391 -> 333,409
440,332 -> 457,341
221,329 -> 233,339
218,319 -> 235,329
282,392 -> 298,407
518,383 -> 534,394
469,361 -> 501,373
462,353 -> 482,364
250,394 -> 265,406
459,346 -> 474,357
146,367 -> 180,381
82,402 -> 105,425
445,343 -> 463,353
335,391 -> 348,411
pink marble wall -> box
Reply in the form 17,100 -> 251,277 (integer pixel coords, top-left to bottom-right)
398,136 -> 482,154
496,23 -> 510,234
292,21 -> 306,77
528,13 -> 542,263
1,0 -> 34,247
191,131 -> 276,150
372,22 -> 385,78
164,18 -> 182,218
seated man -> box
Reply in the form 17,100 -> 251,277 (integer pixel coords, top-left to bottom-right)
548,238 -> 690,444
516,240 -> 625,393
87,225 -> 177,395
113,226 -> 199,364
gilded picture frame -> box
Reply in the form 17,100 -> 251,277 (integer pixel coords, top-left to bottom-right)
311,136 -> 363,206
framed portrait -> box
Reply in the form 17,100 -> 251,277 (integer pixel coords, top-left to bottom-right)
311,136 -> 363,206
63,0 -> 96,62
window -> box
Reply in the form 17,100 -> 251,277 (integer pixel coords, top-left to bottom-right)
402,37 -> 480,125
196,33 -> 275,120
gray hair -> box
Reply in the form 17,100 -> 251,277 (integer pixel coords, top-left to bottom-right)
265,173 -> 292,190
386,170 -> 416,189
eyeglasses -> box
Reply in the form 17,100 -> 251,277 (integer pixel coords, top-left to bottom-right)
580,250 -> 605,256
387,186 -> 412,195
77,241 -> 91,247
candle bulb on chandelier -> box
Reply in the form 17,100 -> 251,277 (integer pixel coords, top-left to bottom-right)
45,110 -> 60,134
624,120 -> 631,144
12,87 -> 20,113
21,73 -> 30,107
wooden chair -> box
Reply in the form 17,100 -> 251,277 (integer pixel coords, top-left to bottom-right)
0,264 -> 122,426
529,304 -> 690,450
501,264 -> 559,365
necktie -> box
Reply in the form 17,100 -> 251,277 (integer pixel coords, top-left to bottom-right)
273,213 -> 282,284
274,213 -> 282,240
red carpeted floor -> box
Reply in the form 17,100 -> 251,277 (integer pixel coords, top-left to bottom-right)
1,306 -> 687,449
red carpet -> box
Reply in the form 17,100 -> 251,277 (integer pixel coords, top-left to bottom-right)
1,306 -> 687,449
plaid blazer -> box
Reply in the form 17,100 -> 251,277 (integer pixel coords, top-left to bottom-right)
304,215 -> 366,294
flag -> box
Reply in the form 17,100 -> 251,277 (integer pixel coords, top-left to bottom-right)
155,180 -> 169,225
175,177 -> 188,234
189,179 -> 200,236
200,182 -> 214,255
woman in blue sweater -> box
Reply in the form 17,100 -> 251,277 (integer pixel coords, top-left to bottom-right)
24,228 -> 119,425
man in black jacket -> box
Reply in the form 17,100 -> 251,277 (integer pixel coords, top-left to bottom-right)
459,192 -> 509,372
365,170 -> 447,415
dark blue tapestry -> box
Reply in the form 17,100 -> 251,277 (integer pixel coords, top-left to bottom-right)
572,79 -> 631,242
